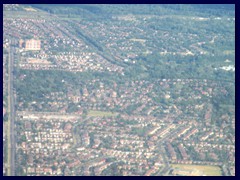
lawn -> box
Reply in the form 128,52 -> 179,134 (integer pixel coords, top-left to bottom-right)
171,164 -> 222,176
223,50 -> 235,55
87,110 -> 116,117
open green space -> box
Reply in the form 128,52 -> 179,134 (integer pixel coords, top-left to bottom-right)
171,164 -> 222,176
87,110 -> 117,117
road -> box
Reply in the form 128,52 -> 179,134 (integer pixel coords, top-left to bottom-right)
7,45 -> 16,176
155,124 -> 186,175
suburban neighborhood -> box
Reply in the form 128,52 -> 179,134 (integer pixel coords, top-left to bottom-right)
3,4 -> 235,176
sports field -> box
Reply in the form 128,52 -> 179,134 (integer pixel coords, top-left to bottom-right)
171,164 -> 222,176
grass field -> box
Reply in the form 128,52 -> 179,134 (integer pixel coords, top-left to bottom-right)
87,110 -> 116,117
171,164 -> 222,176
223,50 -> 235,55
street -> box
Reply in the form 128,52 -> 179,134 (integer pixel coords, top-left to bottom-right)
7,44 -> 16,176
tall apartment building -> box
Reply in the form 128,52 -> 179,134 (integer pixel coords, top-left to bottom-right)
25,39 -> 41,50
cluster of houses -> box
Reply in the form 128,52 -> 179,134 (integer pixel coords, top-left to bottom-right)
15,101 -> 235,176
18,78 -> 228,123
13,71 -> 235,176
4,16 -> 124,74
3,4 -> 21,11
76,14 -> 218,62
18,51 -> 123,73
4,5 -> 235,176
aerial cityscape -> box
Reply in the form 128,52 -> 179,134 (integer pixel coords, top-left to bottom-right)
3,4 -> 235,176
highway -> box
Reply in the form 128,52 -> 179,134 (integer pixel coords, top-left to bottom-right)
7,44 -> 16,176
